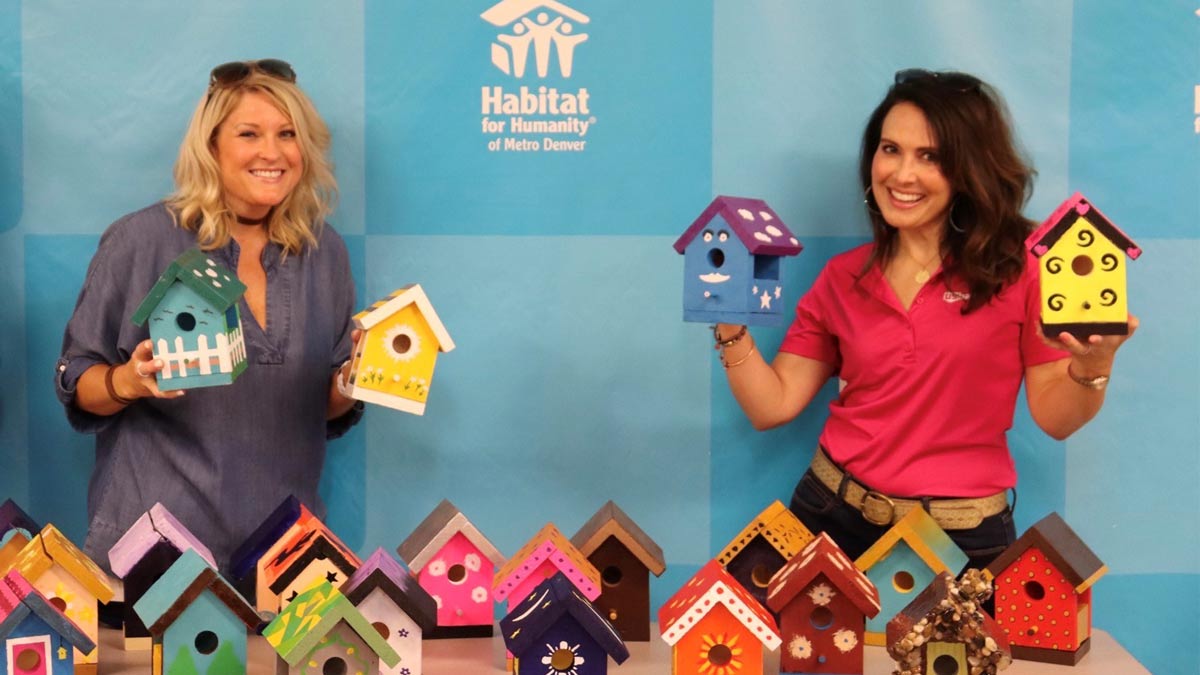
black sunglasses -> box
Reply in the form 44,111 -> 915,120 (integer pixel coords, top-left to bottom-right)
208,59 -> 296,93
893,68 -> 981,93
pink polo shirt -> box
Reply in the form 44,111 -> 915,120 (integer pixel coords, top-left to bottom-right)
779,244 -> 1066,498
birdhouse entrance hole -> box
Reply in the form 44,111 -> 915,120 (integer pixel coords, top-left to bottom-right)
932,654 -> 960,675
893,571 -> 915,593
602,565 -> 623,587
448,564 -> 467,584
708,248 -> 725,269
15,650 -> 40,671
707,643 -> 733,666
392,333 -> 412,354
1071,255 -> 1094,276
48,596 -> 67,612
550,647 -> 576,671
372,621 -> 389,639
323,656 -> 348,675
195,630 -> 218,655
176,312 -> 196,331
810,606 -> 834,630
1024,580 -> 1046,600
751,564 -> 772,588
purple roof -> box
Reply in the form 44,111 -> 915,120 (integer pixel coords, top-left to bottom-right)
108,503 -> 216,577
673,195 -> 803,257
341,548 -> 437,631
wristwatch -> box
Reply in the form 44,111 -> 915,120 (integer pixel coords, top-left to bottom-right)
1068,365 -> 1109,390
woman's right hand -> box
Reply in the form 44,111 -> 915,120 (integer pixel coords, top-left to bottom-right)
120,339 -> 186,400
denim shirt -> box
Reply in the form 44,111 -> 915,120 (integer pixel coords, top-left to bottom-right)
55,203 -> 363,572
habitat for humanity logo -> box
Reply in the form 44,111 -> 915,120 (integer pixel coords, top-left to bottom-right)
480,0 -> 595,153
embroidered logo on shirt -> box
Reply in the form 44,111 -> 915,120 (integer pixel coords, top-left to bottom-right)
943,291 -> 971,303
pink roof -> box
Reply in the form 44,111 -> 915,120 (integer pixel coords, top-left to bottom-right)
658,559 -> 780,650
492,523 -> 599,602
766,532 -> 880,617
1027,192 -> 1141,260
108,503 -> 216,577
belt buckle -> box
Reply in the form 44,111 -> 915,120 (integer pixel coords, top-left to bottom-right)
860,491 -> 896,526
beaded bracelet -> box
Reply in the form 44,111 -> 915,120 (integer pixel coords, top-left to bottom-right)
105,364 -> 135,405
712,324 -> 747,349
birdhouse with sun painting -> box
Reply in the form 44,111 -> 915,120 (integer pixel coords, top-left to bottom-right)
1027,193 -> 1141,339
0,570 -> 96,675
674,196 -> 803,326
501,572 -> 629,675
344,284 -> 455,415
131,249 -> 248,391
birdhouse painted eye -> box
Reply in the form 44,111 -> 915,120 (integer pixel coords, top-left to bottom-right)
718,231 -> 729,242
176,312 -> 196,331
702,230 -> 713,243
1071,255 -> 1094,276
383,324 -> 421,362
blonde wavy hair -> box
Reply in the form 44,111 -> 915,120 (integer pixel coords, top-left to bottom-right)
168,69 -> 337,255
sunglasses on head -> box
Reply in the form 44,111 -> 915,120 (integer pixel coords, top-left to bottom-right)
893,68 -> 981,93
208,59 -> 296,93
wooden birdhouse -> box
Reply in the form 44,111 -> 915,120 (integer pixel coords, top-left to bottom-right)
501,572 -> 629,675
886,570 -> 1011,675
0,500 -> 39,574
132,549 -> 260,675
984,512 -> 1108,665
673,195 -> 803,326
243,502 -> 326,614
107,503 -> 217,651
659,559 -> 781,675
766,532 -> 880,675
341,548 -> 437,675
131,249 -> 248,391
227,495 -> 307,606
397,499 -> 505,639
1027,193 -> 1141,339
263,580 -> 400,675
716,500 -> 814,610
9,525 -> 114,671
569,500 -> 666,642
854,508 -> 967,646
261,517 -> 361,613
493,523 -> 600,616
344,284 -> 456,415
0,571 -> 95,675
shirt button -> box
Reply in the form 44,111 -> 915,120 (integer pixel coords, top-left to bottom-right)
58,364 -> 67,372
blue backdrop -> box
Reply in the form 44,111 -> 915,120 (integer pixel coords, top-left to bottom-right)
1,3 -> 1196,673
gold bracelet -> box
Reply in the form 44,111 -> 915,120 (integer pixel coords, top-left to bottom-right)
722,344 -> 757,369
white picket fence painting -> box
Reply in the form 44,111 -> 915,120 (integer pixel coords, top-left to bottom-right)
156,328 -> 247,380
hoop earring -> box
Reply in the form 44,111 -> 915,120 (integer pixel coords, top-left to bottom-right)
863,186 -> 882,216
948,201 -> 965,234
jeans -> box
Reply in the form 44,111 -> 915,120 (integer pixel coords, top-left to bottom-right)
788,469 -> 1017,573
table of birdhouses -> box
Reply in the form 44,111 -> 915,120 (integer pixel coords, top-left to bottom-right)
93,625 -> 1149,674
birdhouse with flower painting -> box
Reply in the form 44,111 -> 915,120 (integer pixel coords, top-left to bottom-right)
1027,193 -> 1141,339
673,196 -> 803,326
341,549 -> 437,675
501,572 -> 629,675
659,559 -> 781,675
344,284 -> 455,415
131,249 -> 248,391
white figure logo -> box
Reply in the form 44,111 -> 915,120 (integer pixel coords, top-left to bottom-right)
482,0 -> 590,78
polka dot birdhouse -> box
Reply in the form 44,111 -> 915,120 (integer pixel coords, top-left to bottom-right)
131,249 -> 248,391
1027,193 -> 1141,339
674,196 -> 803,326
344,284 -> 455,415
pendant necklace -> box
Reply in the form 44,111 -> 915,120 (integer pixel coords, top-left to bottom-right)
906,248 -> 941,284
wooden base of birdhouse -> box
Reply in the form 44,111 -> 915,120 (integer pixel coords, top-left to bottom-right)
344,381 -> 429,415
1012,638 -> 1091,665
683,309 -> 786,326
864,631 -> 885,647
426,624 -> 494,639
75,664 -> 98,675
1040,321 -> 1129,339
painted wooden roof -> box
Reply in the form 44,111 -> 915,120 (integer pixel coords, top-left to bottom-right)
263,580 -> 399,668
500,572 -> 629,664
228,496 -> 309,582
766,532 -> 880,617
658,559 -> 780,650
0,570 -> 96,654
341,548 -> 437,631
108,503 -> 217,577
886,570 -> 1011,672
673,195 -> 803,257
10,524 -> 114,603
262,517 -> 361,593
133,549 -> 260,636
397,499 -> 505,572
1027,192 -> 1141,260
0,499 -> 39,537
855,507 -> 968,574
492,523 -> 600,602
716,500 -> 814,567
132,248 -> 247,325
353,284 -> 455,351
985,512 -> 1108,594
570,500 -> 666,576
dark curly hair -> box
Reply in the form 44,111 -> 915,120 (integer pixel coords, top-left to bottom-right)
860,70 -> 1036,312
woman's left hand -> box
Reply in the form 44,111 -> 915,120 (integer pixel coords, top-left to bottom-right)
1041,313 -> 1139,376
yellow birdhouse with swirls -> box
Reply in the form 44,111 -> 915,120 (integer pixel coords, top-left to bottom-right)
344,284 -> 455,415
1027,193 -> 1141,339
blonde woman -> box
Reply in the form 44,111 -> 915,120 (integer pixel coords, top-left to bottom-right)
56,60 -> 362,571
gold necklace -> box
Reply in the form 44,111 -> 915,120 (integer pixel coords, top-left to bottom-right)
904,248 -> 941,284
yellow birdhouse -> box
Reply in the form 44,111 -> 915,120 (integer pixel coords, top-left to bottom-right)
344,284 -> 455,415
1027,193 -> 1141,339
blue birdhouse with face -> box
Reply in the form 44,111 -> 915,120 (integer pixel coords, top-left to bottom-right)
673,196 -> 803,325
131,249 -> 248,391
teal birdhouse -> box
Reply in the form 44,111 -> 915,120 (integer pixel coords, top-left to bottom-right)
131,250 -> 248,391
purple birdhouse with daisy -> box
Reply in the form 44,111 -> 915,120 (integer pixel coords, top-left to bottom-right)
674,196 -> 803,326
